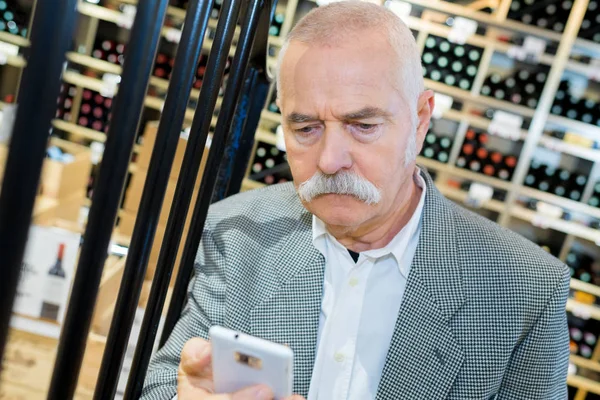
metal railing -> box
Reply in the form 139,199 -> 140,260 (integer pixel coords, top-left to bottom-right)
0,0 -> 276,398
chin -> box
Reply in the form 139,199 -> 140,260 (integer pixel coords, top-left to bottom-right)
304,194 -> 372,227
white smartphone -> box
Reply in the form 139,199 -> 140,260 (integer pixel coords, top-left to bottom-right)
209,325 -> 294,399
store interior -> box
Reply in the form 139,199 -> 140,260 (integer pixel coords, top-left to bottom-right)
0,0 -> 600,398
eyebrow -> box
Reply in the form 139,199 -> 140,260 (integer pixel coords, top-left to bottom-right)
286,106 -> 392,124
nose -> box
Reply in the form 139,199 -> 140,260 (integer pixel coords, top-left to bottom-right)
317,125 -> 352,175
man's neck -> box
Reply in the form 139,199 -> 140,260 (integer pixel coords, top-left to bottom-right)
326,175 -> 423,253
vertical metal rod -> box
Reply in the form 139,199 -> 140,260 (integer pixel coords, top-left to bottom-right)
213,68 -> 270,201
0,0 -> 77,364
47,2 -> 169,399
160,0 -> 267,346
148,0 -> 244,350
117,1 -> 213,398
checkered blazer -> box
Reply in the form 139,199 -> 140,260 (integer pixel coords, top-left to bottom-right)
141,169 -> 570,400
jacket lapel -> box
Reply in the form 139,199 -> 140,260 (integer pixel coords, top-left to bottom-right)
376,170 -> 466,400
249,209 -> 325,397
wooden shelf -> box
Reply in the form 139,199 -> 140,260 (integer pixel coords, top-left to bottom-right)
255,128 -> 278,146
241,178 -> 266,192
406,15 -> 558,68
418,156 -> 513,191
442,108 -> 528,141
0,31 -> 30,48
568,374 -> 600,395
571,279 -> 600,299
63,70 -> 106,93
424,79 -> 536,119
510,205 -> 600,244
111,0 -> 187,20
570,355 -> 600,374
401,0 -> 564,42
545,114 -> 600,142
77,2 -> 123,25
517,185 -> 600,221
538,136 -> 600,163
0,51 -> 26,68
261,110 -> 282,124
52,119 -> 107,142
66,52 -> 123,75
574,37 -> 600,57
566,299 -> 600,321
436,183 -> 505,213
143,95 -> 195,122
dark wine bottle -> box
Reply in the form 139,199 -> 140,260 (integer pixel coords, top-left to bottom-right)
40,243 -> 67,321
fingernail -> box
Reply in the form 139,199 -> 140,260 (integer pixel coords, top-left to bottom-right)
199,343 -> 211,359
252,385 -> 273,400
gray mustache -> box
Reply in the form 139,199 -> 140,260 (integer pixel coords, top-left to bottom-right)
297,170 -> 382,205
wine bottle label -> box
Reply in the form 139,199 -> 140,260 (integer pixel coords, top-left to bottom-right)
40,275 -> 67,320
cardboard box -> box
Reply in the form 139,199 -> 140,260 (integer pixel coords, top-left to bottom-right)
124,170 -> 200,224
118,212 -> 187,273
135,121 -> 209,185
40,143 -> 92,200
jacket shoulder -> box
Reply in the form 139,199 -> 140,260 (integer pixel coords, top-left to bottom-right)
202,183 -> 306,255
449,200 -> 568,291
206,182 -> 303,226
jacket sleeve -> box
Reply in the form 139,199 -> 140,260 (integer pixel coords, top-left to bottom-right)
497,267 -> 571,400
140,224 -> 227,400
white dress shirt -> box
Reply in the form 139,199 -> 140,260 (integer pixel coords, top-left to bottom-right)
307,169 -> 426,400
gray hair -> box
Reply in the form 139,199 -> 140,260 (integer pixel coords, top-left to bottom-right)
298,169 -> 382,205
276,1 -> 423,164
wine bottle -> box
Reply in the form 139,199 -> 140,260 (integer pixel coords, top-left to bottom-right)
92,49 -> 105,60
92,120 -> 103,132
469,160 -> 482,173
40,243 -> 67,321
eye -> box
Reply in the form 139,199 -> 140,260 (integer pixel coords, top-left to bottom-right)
350,123 -> 379,134
357,123 -> 376,130
295,126 -> 315,134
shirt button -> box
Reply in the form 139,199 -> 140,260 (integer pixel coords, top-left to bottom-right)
349,277 -> 359,287
334,352 -> 345,363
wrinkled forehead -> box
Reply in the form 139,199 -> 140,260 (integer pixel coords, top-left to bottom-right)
278,37 -> 402,104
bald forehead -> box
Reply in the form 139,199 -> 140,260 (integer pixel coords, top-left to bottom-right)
279,30 -> 401,97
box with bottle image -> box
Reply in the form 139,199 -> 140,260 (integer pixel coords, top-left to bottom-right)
14,225 -> 81,323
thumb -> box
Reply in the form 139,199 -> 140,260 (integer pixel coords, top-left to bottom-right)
231,384 -> 274,400
180,337 -> 212,378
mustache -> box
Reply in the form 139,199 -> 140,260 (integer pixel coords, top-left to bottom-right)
297,170 -> 382,205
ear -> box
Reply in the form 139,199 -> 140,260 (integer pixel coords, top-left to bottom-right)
415,90 -> 435,153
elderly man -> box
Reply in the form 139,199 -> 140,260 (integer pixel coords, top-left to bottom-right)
142,2 -> 570,399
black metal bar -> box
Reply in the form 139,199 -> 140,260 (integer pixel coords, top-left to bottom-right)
212,68 -> 270,201
160,0 -> 269,346
47,2 -> 169,399
0,0 -> 77,364
115,1 -> 212,398
143,0 -> 243,350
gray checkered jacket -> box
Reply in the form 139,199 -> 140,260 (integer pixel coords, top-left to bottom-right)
141,169 -> 570,400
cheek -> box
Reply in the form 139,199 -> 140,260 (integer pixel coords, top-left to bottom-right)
286,146 -> 319,183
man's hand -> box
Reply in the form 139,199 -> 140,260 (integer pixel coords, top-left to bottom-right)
177,337 -> 305,400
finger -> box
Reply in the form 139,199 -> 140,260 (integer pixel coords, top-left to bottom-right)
283,396 -> 306,400
181,384 -> 273,400
180,337 -> 212,378
231,384 -> 274,400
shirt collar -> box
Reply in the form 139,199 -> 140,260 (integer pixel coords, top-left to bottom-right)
311,167 -> 427,277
